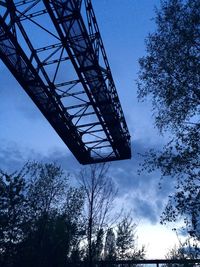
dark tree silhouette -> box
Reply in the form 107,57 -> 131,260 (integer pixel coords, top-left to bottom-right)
163,236 -> 200,267
116,215 -> 145,260
77,163 -> 117,263
91,228 -> 104,261
0,169 -> 27,267
0,162 -> 146,266
77,164 -> 146,263
165,237 -> 200,261
0,162 -> 85,267
104,228 -> 116,260
137,0 -> 200,239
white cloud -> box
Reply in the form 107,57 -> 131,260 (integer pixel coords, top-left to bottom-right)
137,221 -> 180,259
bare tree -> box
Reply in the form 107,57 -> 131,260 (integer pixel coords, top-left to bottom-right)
77,163 -> 117,264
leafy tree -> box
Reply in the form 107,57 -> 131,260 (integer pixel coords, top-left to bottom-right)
104,228 -> 116,260
0,162 -> 85,267
137,0 -> 200,238
26,162 -> 69,216
91,228 -> 104,261
0,162 -> 146,266
116,215 -> 145,260
0,169 -> 28,267
17,213 -> 76,267
138,0 -> 200,132
25,163 -> 85,267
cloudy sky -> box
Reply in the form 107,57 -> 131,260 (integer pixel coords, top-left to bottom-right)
0,0 -> 184,258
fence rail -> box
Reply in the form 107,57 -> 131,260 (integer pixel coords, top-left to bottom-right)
69,259 -> 200,267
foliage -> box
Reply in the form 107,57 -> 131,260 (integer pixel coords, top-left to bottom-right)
137,0 -> 200,238
104,228 -> 116,260
138,0 -> 200,133
0,162 -> 85,267
91,228 -> 104,261
116,215 -> 145,260
166,238 -> 200,260
164,237 -> 200,267
0,162 -> 146,265
0,168 -> 28,267
25,162 -> 68,216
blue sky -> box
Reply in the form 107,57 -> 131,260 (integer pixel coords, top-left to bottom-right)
0,0 -> 183,258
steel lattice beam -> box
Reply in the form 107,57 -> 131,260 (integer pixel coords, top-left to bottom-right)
0,0 -> 131,164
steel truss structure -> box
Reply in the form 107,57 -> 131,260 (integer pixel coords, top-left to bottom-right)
0,0 -> 131,164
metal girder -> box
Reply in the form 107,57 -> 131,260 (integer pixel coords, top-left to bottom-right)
0,0 -> 131,164
0,15 -> 90,163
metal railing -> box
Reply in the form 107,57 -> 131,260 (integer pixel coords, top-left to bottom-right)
68,259 -> 200,267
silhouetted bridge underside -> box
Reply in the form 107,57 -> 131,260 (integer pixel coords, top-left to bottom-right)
0,0 -> 131,164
